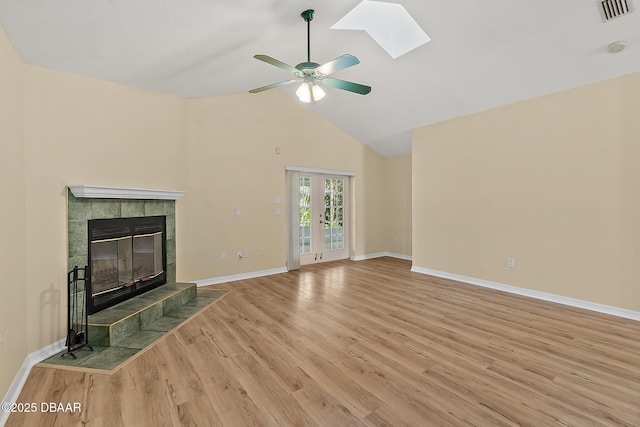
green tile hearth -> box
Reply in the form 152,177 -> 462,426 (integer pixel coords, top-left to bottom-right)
117,330 -> 167,350
78,347 -> 140,370
39,286 -> 227,371
164,304 -> 203,319
86,282 -> 197,346
141,316 -> 185,333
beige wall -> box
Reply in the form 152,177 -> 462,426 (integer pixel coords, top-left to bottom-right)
413,72 -> 640,311
23,66 -> 189,352
384,155 -> 412,257
0,25 -> 27,399
183,91 -> 387,280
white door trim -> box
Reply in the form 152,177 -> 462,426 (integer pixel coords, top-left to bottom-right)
285,165 -> 356,177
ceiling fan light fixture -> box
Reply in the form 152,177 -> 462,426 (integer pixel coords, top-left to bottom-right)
297,82 -> 325,103
312,84 -> 326,101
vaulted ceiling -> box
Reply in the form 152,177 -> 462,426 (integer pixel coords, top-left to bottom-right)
1,0 -> 639,157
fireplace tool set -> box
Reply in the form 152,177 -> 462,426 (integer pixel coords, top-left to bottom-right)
63,266 -> 93,359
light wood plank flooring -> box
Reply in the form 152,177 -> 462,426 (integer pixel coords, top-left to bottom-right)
7,257 -> 640,426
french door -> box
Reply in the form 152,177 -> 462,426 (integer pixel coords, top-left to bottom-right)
299,174 -> 349,265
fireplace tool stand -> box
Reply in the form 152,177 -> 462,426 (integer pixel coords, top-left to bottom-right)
62,266 -> 93,359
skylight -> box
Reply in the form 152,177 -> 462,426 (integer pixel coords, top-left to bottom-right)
331,1 -> 430,59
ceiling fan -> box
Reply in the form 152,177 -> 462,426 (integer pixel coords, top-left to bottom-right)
249,9 -> 371,103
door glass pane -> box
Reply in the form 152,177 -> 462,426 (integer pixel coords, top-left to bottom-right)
332,226 -> 343,250
324,178 -> 344,252
299,177 -> 312,254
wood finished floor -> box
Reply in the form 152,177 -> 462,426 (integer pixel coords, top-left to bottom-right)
7,257 -> 640,426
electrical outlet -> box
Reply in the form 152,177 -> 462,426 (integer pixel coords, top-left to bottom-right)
392,236 -> 398,244
237,250 -> 243,259
220,251 -> 225,260
243,250 -> 249,258
507,258 -> 515,268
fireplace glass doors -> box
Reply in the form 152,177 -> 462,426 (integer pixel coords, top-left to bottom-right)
87,216 -> 166,314
91,232 -> 163,295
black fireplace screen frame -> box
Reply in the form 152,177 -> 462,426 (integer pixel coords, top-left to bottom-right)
87,215 -> 167,314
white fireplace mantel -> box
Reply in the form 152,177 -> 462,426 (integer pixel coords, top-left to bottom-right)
69,185 -> 185,200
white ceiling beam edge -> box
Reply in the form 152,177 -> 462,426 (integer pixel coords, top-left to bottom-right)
68,185 -> 185,200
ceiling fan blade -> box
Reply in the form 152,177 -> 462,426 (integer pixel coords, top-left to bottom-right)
315,54 -> 360,76
254,55 -> 301,75
249,79 -> 299,93
322,78 -> 371,95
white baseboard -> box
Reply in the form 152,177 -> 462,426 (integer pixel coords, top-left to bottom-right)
350,252 -> 386,261
351,252 -> 412,262
195,267 -> 288,287
411,266 -> 640,322
1,338 -> 66,427
196,255 -> 414,286
385,252 -> 413,261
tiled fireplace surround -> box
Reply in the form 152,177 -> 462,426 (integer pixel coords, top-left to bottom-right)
67,188 -> 178,312
47,186 -> 228,370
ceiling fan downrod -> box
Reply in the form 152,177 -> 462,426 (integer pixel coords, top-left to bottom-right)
301,9 -> 314,63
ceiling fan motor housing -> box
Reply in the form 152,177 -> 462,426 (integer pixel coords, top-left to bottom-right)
295,61 -> 320,73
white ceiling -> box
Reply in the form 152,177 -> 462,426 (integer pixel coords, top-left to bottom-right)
1,0 -> 639,157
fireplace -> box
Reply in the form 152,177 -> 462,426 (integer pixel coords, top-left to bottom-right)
87,216 -> 167,314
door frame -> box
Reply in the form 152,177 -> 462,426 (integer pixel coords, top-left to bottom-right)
285,166 -> 356,270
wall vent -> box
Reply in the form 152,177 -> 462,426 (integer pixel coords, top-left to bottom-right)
600,0 -> 632,21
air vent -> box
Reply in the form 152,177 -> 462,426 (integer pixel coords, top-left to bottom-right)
600,0 -> 632,21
